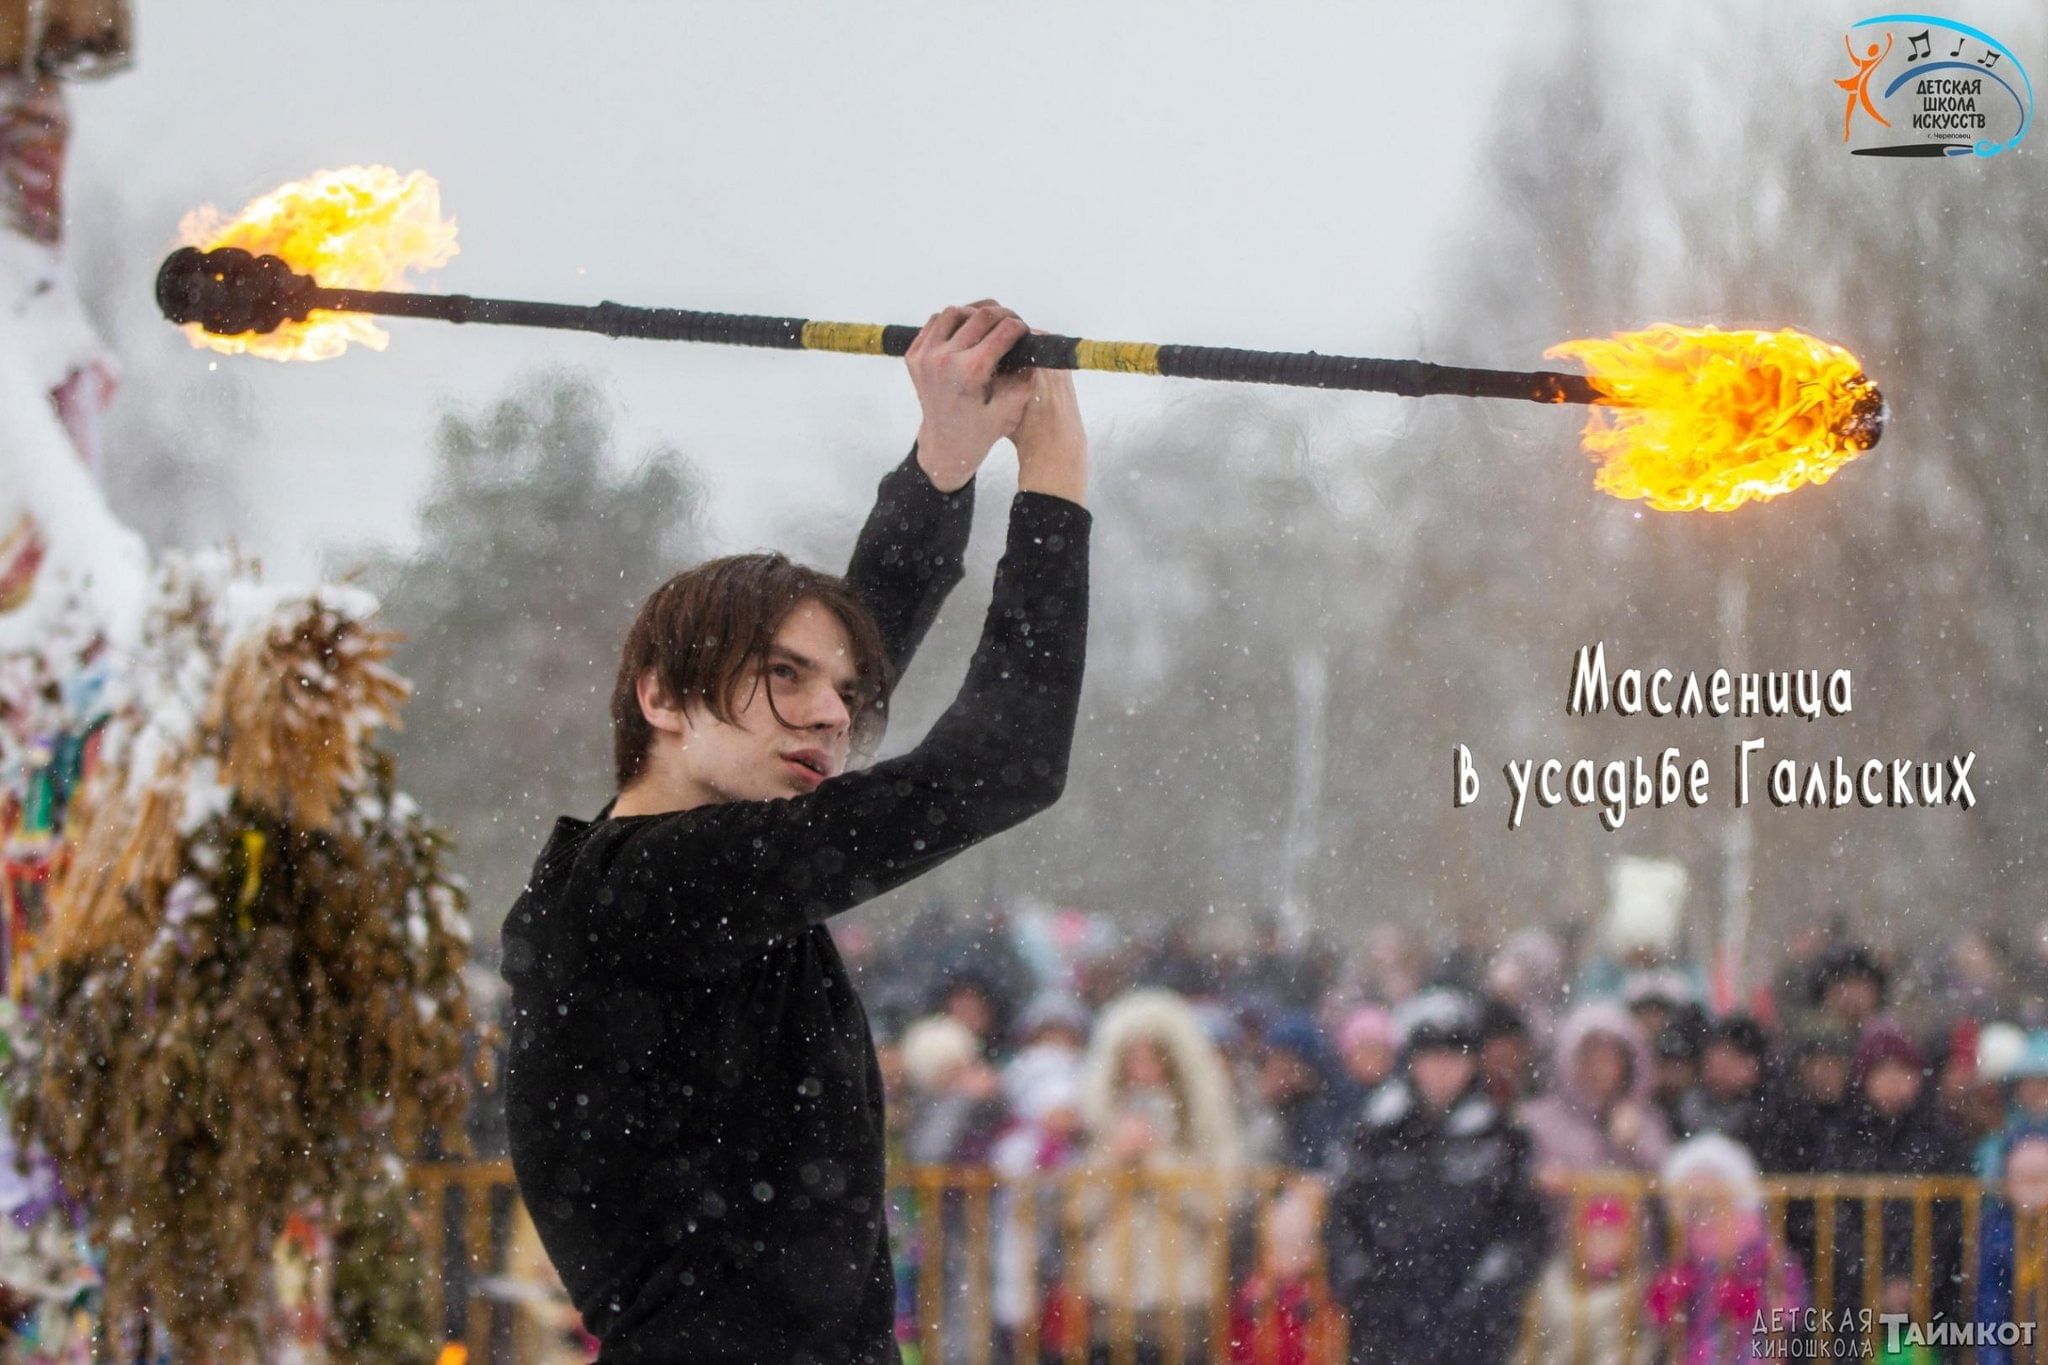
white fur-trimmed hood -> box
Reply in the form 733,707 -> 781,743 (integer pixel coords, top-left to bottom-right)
1080,988 -> 1241,1166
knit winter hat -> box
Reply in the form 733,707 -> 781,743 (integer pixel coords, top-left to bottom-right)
901,1015 -> 981,1093
1852,1025 -> 1928,1091
1979,1022 -> 2029,1081
1662,1132 -> 1764,1213
1394,989 -> 1481,1056
1706,1014 -> 1770,1062
2005,1029 -> 2048,1080
1337,1006 -> 1396,1056
1014,992 -> 1090,1045
1003,1043 -> 1082,1121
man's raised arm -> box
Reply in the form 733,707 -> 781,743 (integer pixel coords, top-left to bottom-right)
576,308 -> 1089,982
843,445 -> 976,681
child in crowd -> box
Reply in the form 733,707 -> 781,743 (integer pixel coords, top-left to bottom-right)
1523,1194 -> 1642,1365
1974,1128 -> 2048,1365
1645,1135 -> 1808,1365
993,994 -> 1090,1360
1979,1032 -> 2048,1177
1229,1182 -> 1343,1365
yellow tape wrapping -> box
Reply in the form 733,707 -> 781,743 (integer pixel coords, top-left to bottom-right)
1075,339 -> 1160,374
801,321 -> 887,355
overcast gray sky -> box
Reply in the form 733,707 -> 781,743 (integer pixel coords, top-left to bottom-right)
67,0 -> 1540,579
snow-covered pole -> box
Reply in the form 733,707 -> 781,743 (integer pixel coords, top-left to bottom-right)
155,245 -> 1611,408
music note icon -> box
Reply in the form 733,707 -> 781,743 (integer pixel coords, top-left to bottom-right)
1906,29 -> 1932,60
1979,50 -> 2001,69
1950,36 -> 1967,57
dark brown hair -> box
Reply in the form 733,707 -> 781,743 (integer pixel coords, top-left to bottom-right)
610,553 -> 894,789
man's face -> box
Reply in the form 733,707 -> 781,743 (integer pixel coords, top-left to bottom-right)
670,598 -> 861,804
1480,1034 -> 1532,1098
1824,975 -> 1881,1025
1410,1048 -> 1474,1111
1577,1035 -> 1633,1108
1258,1049 -> 1317,1104
1343,1038 -> 1396,1089
1654,1054 -> 1698,1102
2007,1138 -> 2048,1213
1703,1043 -> 1762,1100
943,986 -> 995,1039
1865,1059 -> 1922,1115
1800,1052 -> 1851,1103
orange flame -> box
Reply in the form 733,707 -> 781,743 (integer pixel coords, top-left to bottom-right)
177,166 -> 457,362
1546,325 -> 1879,512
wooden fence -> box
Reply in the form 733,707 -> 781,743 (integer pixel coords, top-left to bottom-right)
408,1162 -> 2048,1364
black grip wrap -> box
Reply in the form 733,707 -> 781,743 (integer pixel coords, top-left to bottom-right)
320,290 -> 813,349
871,327 -> 1082,372
1154,344 -> 1600,404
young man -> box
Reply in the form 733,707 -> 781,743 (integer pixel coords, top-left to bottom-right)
501,300 -> 1090,1363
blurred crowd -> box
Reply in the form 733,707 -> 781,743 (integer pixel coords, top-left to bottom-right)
833,897 -> 2048,1365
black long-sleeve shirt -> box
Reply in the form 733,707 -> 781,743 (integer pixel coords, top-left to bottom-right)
501,448 -> 1090,1363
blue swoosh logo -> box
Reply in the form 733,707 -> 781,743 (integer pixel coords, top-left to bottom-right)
1852,13 -> 2034,155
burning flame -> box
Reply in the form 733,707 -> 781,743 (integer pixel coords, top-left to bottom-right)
1546,325 -> 1878,512
177,166 -> 456,362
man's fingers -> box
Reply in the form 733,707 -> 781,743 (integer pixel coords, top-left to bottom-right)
950,306 -> 1003,353
919,305 -> 970,351
965,315 -> 1030,368
965,316 -> 1031,387
964,299 -> 1025,325
907,310 -> 944,358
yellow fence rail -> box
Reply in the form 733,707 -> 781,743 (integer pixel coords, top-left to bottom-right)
406,1162 -> 2048,1365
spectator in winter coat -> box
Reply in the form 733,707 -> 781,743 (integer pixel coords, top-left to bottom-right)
1258,1013 -> 1360,1172
1976,1030 -> 2048,1178
901,1014 -> 1007,1165
901,1013 -> 1012,1361
1808,943 -> 1889,1037
1522,1194 -> 1642,1365
1974,1129 -> 2048,1365
933,969 -> 1010,1059
1072,988 -> 1242,1363
1828,1026 -> 1969,1328
1675,1015 -> 1771,1147
991,996 -> 1090,1357
1477,999 -> 1538,1109
1754,1016 -> 1859,1175
1751,1015 -> 1860,1316
1324,990 -> 1548,1365
1644,1135 -> 1809,1365
1650,1021 -> 1703,1144
1483,928 -> 1568,1052
1520,1001 -> 1675,1191
1228,1181 -> 1344,1365
1620,974 -> 1700,1068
